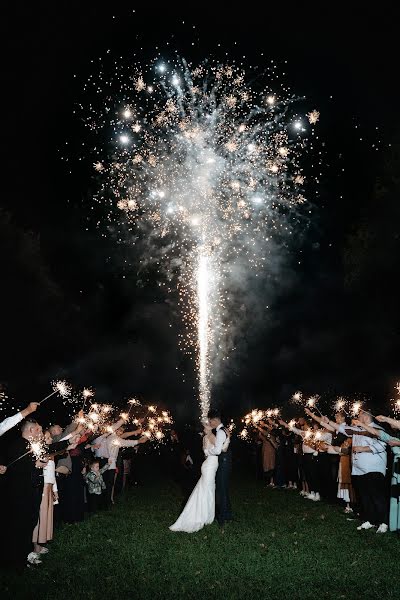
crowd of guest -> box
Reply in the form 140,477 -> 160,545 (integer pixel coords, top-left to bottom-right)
0,398 -> 399,570
0,403 -> 148,569
254,407 -> 399,534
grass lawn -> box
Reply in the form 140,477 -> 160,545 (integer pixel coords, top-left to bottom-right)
1,471 -> 398,600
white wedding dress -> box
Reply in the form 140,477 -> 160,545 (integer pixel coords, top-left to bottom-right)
169,436 -> 219,533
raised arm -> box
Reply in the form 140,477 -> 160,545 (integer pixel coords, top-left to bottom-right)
304,409 -> 336,432
376,415 -> 400,430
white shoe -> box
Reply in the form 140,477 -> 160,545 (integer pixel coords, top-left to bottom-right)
38,547 -> 49,554
299,490 -> 307,497
313,493 -> 321,502
27,552 -> 42,565
357,521 -> 375,530
376,523 -> 388,534
344,506 -> 353,514
306,492 -> 316,500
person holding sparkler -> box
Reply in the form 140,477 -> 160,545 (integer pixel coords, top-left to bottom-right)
0,403 -> 40,475
321,409 -> 389,533
91,417 -> 148,508
279,419 -> 321,501
353,418 -> 399,532
2,420 -> 48,568
256,421 -> 278,487
0,402 -> 39,439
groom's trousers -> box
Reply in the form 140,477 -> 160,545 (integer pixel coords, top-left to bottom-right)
216,452 -> 232,524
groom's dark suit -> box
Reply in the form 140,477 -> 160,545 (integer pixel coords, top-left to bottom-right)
212,425 -> 232,526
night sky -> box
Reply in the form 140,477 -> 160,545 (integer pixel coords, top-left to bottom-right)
1,5 -> 399,423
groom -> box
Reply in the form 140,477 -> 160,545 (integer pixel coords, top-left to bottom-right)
207,409 -> 233,526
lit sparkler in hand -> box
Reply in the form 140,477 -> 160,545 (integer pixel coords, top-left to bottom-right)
39,380 -> 72,405
392,383 -> 400,417
7,436 -> 48,467
86,58 -> 318,420
351,401 -> 363,417
82,387 -> 94,410
305,395 -> 322,415
291,391 -> 303,405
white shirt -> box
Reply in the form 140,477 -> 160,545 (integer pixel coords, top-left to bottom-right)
43,459 -> 58,493
0,411 -> 22,437
205,424 -> 229,456
291,426 -> 315,454
107,434 -> 139,469
92,418 -> 125,459
338,423 -> 387,476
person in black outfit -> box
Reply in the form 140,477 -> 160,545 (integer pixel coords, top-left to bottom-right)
208,409 -> 232,526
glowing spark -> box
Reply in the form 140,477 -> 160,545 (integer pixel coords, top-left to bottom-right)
198,250 -> 212,419
307,110 -> 320,125
120,412 -> 129,421
86,59 -> 316,421
54,380 -> 71,397
239,428 -> 248,439
82,388 -> 94,400
292,391 -> 303,404
135,76 -> 146,92
123,108 -> 132,119
351,401 -> 362,416
94,162 -> 104,172
30,438 -> 48,462
288,420 -> 296,429
335,397 -> 346,412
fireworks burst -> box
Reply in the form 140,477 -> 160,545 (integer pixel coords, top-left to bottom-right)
84,57 -> 318,419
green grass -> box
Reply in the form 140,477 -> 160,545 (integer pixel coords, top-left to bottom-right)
1,472 -> 399,600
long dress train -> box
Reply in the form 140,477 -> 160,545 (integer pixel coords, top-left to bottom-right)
169,437 -> 218,533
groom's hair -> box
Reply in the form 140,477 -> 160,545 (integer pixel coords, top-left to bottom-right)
207,408 -> 222,421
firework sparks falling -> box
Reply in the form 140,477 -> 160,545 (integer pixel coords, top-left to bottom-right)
84,58 -> 318,417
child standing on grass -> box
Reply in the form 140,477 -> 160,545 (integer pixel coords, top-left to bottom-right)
85,458 -> 109,512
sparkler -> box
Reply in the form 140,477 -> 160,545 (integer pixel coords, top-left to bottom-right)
306,395 -> 322,416
39,380 -> 72,405
85,57 -> 317,419
291,391 -> 303,405
391,383 -> 400,417
82,387 -> 94,410
351,401 -> 363,417
7,437 -> 48,467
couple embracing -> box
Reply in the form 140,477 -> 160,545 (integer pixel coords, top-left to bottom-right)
169,409 -> 233,533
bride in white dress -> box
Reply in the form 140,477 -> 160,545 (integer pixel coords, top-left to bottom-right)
169,425 -> 222,533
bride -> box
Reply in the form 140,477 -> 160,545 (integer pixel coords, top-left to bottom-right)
169,424 -> 227,533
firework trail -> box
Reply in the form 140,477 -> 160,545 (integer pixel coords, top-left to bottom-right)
83,57 -> 318,419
